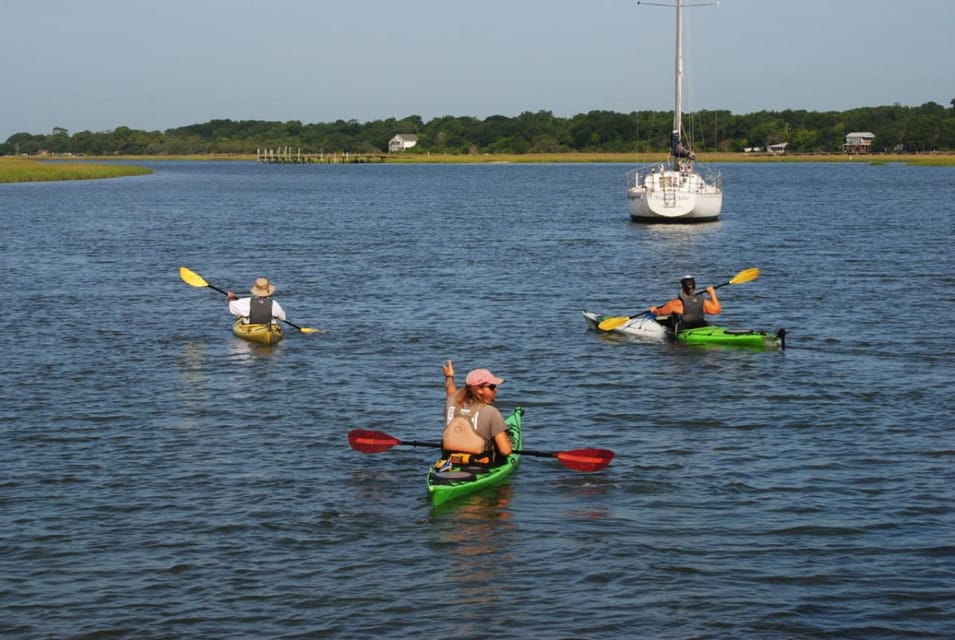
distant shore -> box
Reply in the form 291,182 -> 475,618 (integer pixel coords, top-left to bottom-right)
383,151 -> 955,166
78,151 -> 955,166
2,152 -> 952,183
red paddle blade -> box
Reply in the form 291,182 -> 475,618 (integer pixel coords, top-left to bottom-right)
554,448 -> 615,472
348,429 -> 401,454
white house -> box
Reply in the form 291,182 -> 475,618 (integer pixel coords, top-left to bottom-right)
843,132 -> 875,153
388,134 -> 418,152
767,142 -> 788,154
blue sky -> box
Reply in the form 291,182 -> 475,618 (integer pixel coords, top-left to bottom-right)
2,0 -> 953,140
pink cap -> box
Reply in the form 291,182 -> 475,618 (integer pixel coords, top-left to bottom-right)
465,368 -> 504,387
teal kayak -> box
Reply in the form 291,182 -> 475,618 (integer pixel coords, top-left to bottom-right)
427,407 -> 523,507
676,325 -> 786,350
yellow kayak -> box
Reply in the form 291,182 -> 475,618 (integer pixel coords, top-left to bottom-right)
232,318 -> 284,345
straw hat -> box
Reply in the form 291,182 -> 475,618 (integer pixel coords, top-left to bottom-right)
250,277 -> 276,297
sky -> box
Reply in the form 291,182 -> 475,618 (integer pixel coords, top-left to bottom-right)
2,0 -> 954,141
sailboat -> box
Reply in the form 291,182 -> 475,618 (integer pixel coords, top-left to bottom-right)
627,0 -> 722,223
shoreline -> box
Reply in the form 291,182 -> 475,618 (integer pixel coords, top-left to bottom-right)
2,152 -> 953,183
75,151 -> 955,165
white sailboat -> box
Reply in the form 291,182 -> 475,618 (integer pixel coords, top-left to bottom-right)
627,0 -> 722,223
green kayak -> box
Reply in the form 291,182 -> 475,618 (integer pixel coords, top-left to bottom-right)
427,407 -> 523,507
676,325 -> 786,350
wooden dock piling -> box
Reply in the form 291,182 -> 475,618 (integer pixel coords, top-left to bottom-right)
256,147 -> 387,164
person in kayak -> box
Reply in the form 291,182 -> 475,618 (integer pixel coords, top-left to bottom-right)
227,277 -> 287,325
649,275 -> 721,330
441,360 -> 513,465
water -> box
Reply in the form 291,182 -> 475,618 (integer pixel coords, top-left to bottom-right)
2,161 -> 953,639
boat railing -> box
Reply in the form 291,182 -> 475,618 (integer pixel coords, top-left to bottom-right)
626,164 -> 661,189
695,163 -> 723,190
627,161 -> 722,192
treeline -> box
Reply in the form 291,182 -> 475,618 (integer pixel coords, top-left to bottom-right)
4,101 -> 954,157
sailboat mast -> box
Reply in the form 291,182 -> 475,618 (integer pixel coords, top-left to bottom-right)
673,0 -> 683,153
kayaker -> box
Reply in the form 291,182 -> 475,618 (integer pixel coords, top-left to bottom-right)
441,360 -> 512,465
227,277 -> 287,325
649,275 -> 721,330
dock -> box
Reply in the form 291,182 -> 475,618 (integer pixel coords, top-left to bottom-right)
257,147 -> 387,164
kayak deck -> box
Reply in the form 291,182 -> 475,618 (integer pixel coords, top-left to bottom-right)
427,407 -> 523,507
582,310 -> 668,342
232,317 -> 284,344
676,325 -> 786,350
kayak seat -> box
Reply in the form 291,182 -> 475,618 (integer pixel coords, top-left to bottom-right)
429,470 -> 476,485
460,464 -> 491,473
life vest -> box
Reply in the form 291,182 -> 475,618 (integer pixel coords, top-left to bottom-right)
678,292 -> 707,329
442,403 -> 488,455
248,297 -> 274,324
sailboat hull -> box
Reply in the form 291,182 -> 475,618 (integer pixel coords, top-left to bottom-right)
627,168 -> 722,223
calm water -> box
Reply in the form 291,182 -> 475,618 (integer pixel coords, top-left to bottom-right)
2,160 -> 953,639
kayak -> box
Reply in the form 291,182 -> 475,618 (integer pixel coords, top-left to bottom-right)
676,325 -> 786,350
585,310 -> 785,349
232,317 -> 284,345
582,310 -> 668,342
427,407 -> 523,508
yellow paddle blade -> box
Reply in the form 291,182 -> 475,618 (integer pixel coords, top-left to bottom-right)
597,316 -> 630,331
729,267 -> 760,285
179,266 -> 208,288
299,327 -> 324,334
280,319 -> 326,334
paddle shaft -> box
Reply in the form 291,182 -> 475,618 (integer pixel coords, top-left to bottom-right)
518,448 -> 563,459
390,439 -> 569,460
401,439 -> 442,449
204,282 -> 231,297
348,428 -> 613,472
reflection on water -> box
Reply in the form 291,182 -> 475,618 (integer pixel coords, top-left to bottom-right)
227,336 -> 284,359
428,485 -> 515,613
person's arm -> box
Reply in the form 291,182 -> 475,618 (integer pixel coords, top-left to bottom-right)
271,300 -> 287,321
650,299 -> 683,316
493,430 -> 513,456
227,293 -> 244,317
442,360 -> 456,397
702,287 -> 721,315
488,409 -> 512,456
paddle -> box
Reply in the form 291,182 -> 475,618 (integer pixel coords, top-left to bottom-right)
347,429 -> 614,473
179,266 -> 323,334
596,267 -> 760,331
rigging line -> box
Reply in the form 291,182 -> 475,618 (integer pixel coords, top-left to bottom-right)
680,4 -> 712,152
683,2 -> 697,149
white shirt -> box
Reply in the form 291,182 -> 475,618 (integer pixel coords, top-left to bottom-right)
229,297 -> 287,323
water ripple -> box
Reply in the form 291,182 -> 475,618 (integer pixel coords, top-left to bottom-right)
2,162 -> 953,638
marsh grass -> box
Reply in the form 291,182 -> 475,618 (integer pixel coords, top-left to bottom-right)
0,158 -> 152,183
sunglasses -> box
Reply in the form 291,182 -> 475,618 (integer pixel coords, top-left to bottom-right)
480,383 -> 498,391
